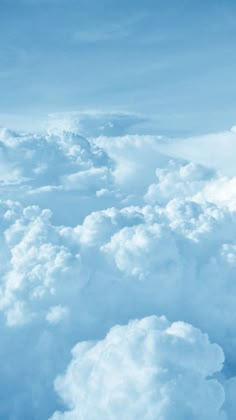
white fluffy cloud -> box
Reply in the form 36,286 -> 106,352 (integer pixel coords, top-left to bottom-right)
0,126 -> 112,195
160,126 -> 236,176
0,203 -> 82,327
50,316 -> 225,420
0,122 -> 236,418
144,160 -> 215,205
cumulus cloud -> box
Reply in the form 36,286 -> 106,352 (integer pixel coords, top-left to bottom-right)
0,124 -> 111,193
93,134 -> 168,196
0,123 -> 117,225
50,316 -> 225,420
160,126 -> 236,176
0,202 -> 82,327
144,160 -> 215,205
0,121 -> 236,418
47,111 -> 147,137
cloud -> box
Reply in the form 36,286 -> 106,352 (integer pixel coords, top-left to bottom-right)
93,134 -> 168,194
0,122 -> 236,418
0,124 -> 116,225
144,160 -> 215,205
0,203 -> 82,327
46,305 -> 69,325
73,15 -> 145,44
160,126 -> 236,176
50,315 -> 225,420
47,111 -> 147,137
62,166 -> 111,192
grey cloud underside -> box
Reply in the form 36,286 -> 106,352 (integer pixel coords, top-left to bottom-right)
0,121 -> 236,419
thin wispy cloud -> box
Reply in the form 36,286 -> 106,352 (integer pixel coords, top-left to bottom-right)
73,14 -> 146,44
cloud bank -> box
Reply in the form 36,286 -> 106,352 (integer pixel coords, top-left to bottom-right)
0,119 -> 236,418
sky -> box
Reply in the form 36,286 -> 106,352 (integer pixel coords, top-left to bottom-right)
2,2 -> 236,419
1,0 -> 236,135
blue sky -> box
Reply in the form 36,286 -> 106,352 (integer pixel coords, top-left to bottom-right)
2,3 -> 236,419
1,0 -> 236,134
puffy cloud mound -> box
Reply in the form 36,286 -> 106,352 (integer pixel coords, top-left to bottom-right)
144,160 -> 215,205
50,316 -> 225,420
0,126 -> 115,226
0,201 -> 82,327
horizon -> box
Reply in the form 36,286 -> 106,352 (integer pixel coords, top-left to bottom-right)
1,0 -> 236,135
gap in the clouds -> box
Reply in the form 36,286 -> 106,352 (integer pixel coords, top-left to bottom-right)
0,322 -> 68,419
31,192 -> 122,226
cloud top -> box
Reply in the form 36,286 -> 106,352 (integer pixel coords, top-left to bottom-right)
51,316 -> 225,420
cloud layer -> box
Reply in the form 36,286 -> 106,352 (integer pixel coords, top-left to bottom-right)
0,120 -> 236,418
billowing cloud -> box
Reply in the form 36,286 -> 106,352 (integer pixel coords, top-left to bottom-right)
160,126 -> 236,176
47,111 -> 147,137
50,316 -> 225,420
0,122 -> 235,418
